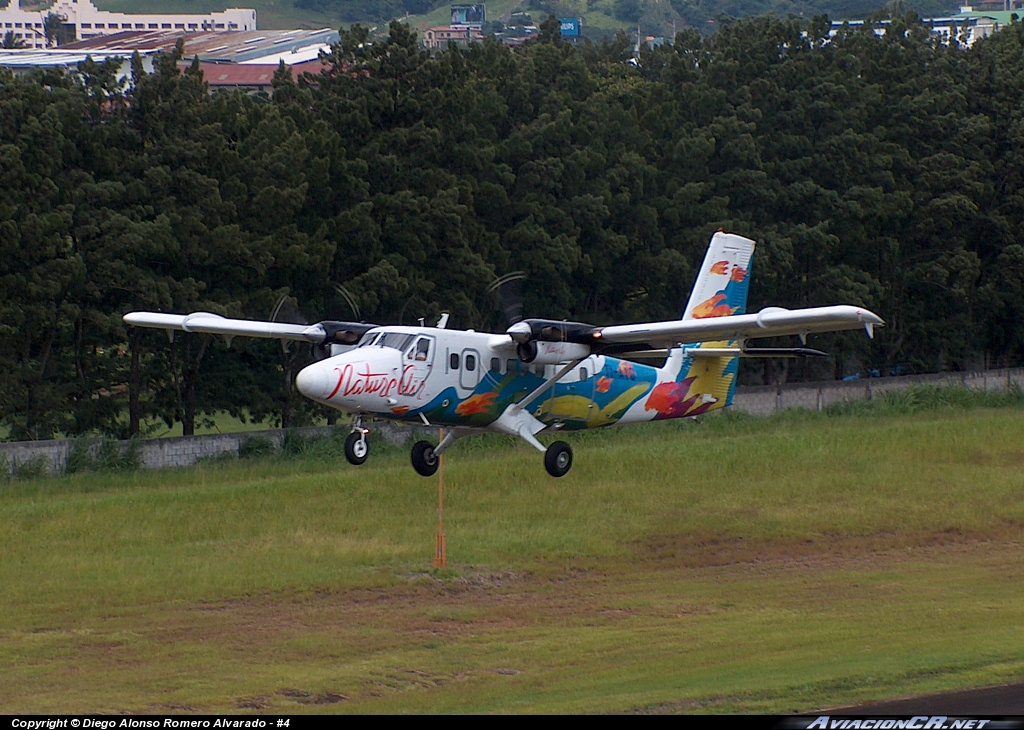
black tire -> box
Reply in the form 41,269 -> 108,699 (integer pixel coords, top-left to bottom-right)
411,440 -> 439,477
344,431 -> 369,466
544,441 -> 573,478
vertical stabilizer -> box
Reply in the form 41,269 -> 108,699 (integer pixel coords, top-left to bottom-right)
662,232 -> 755,393
682,231 -> 755,321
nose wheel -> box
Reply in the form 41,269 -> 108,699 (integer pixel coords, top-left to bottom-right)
411,440 -> 439,477
344,421 -> 369,466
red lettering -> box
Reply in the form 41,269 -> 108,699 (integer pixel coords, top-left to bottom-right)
327,362 -> 402,401
398,365 -> 423,397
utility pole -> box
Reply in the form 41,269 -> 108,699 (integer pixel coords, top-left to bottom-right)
434,428 -> 447,568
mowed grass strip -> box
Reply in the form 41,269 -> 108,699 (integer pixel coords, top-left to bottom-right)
1,405 -> 1023,713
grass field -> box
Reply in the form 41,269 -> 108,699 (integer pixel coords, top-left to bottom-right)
2,400 -> 1023,713
88,0 -> 623,35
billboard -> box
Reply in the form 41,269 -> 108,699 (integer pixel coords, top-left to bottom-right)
559,17 -> 581,38
450,5 -> 485,28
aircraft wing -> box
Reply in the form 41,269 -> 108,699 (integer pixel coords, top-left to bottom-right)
123,312 -> 329,343
594,305 -> 883,349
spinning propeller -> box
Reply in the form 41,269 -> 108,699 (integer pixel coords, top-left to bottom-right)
486,271 -> 601,363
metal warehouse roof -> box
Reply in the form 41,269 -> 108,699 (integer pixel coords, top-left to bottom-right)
178,59 -> 332,89
56,28 -> 339,64
0,48 -> 131,69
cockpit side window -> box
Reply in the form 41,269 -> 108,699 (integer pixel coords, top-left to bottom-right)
408,337 -> 431,361
358,332 -> 380,347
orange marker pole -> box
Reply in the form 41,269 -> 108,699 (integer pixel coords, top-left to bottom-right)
434,428 -> 447,569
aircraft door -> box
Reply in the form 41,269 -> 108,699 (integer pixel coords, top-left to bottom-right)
459,348 -> 482,391
402,335 -> 434,397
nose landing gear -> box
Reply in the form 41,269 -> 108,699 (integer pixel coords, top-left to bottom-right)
344,417 -> 370,466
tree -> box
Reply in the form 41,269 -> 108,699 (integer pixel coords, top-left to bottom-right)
2,31 -> 26,49
43,13 -> 75,47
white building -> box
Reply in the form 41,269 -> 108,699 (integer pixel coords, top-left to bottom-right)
0,0 -> 256,49
830,7 -> 1018,47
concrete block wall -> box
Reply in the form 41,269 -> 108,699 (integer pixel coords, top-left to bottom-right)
0,422 -> 421,476
0,438 -> 75,475
731,367 -> 1023,416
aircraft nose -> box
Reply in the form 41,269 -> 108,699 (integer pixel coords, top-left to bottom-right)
295,364 -> 332,401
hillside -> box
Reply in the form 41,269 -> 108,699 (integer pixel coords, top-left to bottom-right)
76,0 -> 965,34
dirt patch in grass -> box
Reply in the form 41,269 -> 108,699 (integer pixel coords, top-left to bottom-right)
277,688 -> 348,705
145,538 -> 1021,662
631,527 -> 1023,569
147,537 -> 1021,638
8,543 -> 1023,713
957,449 -> 1024,468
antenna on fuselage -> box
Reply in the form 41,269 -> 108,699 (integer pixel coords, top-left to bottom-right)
436,313 -> 449,329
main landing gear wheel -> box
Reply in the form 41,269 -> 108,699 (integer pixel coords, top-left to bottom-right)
344,431 -> 369,466
411,440 -> 439,477
544,441 -> 573,478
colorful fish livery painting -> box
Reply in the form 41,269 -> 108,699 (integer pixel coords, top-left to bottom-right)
125,232 -> 883,477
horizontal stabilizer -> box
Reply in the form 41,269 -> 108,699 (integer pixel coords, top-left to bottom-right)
738,346 -> 829,358
684,346 -> 829,358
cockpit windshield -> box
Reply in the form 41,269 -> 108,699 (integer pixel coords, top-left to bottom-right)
358,331 -> 415,352
357,332 -> 380,347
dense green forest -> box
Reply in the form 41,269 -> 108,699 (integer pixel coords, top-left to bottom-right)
3,12 -> 1024,441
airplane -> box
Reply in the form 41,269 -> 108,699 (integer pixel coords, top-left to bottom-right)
124,232 -> 883,478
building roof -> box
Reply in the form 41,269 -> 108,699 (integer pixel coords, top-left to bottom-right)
57,28 -> 338,64
0,49 -> 112,69
186,62 -> 278,89
177,58 -> 333,89
951,9 -> 1022,22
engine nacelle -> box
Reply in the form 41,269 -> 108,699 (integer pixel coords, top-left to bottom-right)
318,321 -> 377,346
517,340 -> 591,364
507,318 -> 599,345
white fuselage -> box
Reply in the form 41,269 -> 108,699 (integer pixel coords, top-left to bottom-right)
293,325 -> 673,432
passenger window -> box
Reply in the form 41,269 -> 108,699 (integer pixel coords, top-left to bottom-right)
465,354 -> 476,372
450,353 -> 460,370
490,357 -> 501,373
580,368 -> 588,380
507,359 -> 518,373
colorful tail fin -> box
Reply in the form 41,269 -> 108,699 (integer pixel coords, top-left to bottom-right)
682,231 -> 755,321
662,233 -> 756,409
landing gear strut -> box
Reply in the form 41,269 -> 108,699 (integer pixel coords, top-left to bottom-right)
544,441 -> 573,477
345,417 -> 369,466
411,440 -> 439,477
408,432 -> 572,478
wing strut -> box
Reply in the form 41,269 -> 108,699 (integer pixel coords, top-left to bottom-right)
514,357 -> 587,413
490,357 -> 586,453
